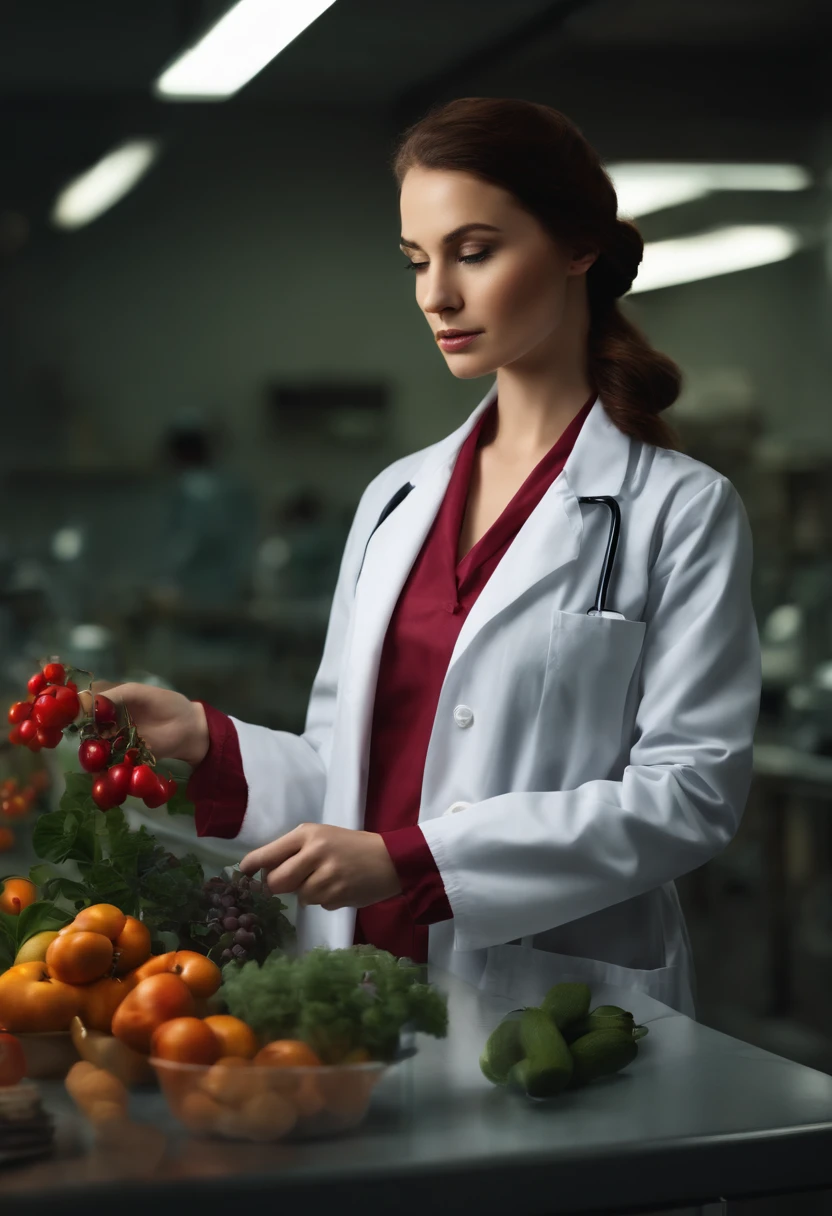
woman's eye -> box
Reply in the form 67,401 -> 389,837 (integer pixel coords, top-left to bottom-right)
403,250 -> 491,273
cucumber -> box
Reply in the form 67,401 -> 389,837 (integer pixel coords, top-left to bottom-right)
480,1014 -> 524,1085
591,1004 -> 634,1019
540,982 -> 592,1030
568,1028 -> 638,1086
514,1007 -> 574,1097
562,1008 -> 635,1044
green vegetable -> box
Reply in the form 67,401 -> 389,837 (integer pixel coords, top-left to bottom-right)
562,1005 -> 636,1044
218,945 -> 448,1063
541,982 -> 592,1029
480,1014 -> 524,1085
511,1006 -> 574,1098
568,1028 -> 638,1086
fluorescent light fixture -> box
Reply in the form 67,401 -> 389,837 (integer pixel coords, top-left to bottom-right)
629,224 -> 802,294
51,140 -> 160,230
154,0 -> 338,100
607,162 -> 811,218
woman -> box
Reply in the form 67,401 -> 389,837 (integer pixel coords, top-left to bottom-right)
108,99 -> 761,1018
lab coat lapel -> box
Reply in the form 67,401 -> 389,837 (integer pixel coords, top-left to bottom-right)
446,393 -> 634,672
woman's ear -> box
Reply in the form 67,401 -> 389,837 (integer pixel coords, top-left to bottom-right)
568,247 -> 600,276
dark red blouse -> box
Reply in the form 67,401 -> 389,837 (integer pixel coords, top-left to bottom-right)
188,392 -> 594,962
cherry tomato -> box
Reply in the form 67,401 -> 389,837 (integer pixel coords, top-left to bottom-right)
163,776 -> 178,800
26,737 -> 43,753
36,726 -> 63,749
143,780 -> 169,809
66,680 -> 78,694
94,695 -> 118,725
27,672 -> 47,697
18,719 -> 38,744
129,765 -> 158,800
32,695 -> 64,730
106,763 -> 133,806
0,780 -> 16,795
53,686 -> 80,725
39,684 -> 59,697
42,662 -> 66,685
7,702 -> 32,725
79,738 -> 111,773
3,794 -> 29,818
92,776 -> 116,812
124,748 -> 140,766
8,726 -> 23,746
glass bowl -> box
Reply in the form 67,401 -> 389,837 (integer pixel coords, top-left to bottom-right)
151,1054 -> 391,1142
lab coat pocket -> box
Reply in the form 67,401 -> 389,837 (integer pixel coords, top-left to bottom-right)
479,942 -> 688,1021
543,611 -> 646,782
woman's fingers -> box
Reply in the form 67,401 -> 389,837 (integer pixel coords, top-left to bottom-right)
239,826 -> 307,876
263,849 -> 318,896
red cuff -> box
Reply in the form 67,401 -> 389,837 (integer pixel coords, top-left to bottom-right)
187,701 -> 248,839
381,826 -> 453,925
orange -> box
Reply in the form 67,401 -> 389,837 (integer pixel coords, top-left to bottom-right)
0,877 -> 37,916
0,962 -> 82,1032
254,1040 -> 322,1068
179,1090 -> 224,1133
200,1057 -> 258,1106
132,950 -> 221,999
111,973 -> 195,1054
231,1090 -> 297,1141
151,1017 -> 221,1066
46,930 -> 113,986
203,1015 -> 258,1059
112,917 -> 151,974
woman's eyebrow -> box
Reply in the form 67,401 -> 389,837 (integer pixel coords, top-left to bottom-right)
399,223 -> 502,251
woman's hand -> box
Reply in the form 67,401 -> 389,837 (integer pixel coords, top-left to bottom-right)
239,825 -> 402,911
78,682 -> 209,768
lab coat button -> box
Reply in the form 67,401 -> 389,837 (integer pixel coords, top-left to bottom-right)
443,800 -> 472,817
453,704 -> 474,728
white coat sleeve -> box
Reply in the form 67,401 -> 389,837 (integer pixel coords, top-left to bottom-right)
419,476 -> 762,952
228,471 -> 390,849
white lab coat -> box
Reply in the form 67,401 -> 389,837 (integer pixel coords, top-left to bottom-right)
227,383 -> 762,1019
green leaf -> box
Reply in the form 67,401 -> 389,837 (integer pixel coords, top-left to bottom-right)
15,900 -> 73,945
28,863 -> 61,887
32,810 -> 80,863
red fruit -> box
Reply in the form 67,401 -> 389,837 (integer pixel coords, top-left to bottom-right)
79,738 -> 111,773
8,726 -> 23,746
66,680 -> 78,694
36,726 -> 63,749
129,764 -> 158,800
32,695 -> 64,729
124,748 -> 140,766
105,764 -> 133,806
142,777 -> 169,809
92,777 -> 116,812
18,719 -> 38,744
42,663 -> 66,685
8,702 -> 31,725
53,686 -> 81,723
163,777 -> 178,800
39,684 -> 59,697
27,673 -> 47,697
94,695 -> 117,725
26,738 -> 43,753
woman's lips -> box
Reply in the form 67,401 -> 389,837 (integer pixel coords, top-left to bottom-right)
438,332 -> 482,351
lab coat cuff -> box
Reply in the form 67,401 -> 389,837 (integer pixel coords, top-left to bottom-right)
188,701 -> 249,839
381,826 -> 453,925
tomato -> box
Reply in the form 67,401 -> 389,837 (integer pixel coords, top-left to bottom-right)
0,962 -> 81,1032
32,694 -> 64,730
92,777 -> 116,812
124,747 -> 140,766
0,878 -> 37,916
42,662 -> 66,685
36,726 -> 63,749
94,695 -> 117,725
17,719 -> 38,744
69,903 -> 127,940
0,827 -> 15,852
27,672 -> 47,697
81,975 -> 136,1033
254,1040 -> 322,1068
151,1017 -> 221,1065
132,951 -> 221,999
79,737 -> 111,772
8,701 -> 31,725
111,972 -> 196,1054
143,776 -> 169,809
7,727 -> 23,746
3,794 -> 30,819
203,1015 -> 258,1059
113,916 -> 152,974
0,1031 -> 27,1086
53,686 -> 80,723
106,763 -> 133,806
46,930 -> 114,986
129,764 -> 157,800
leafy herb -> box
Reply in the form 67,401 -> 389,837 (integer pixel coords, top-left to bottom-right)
219,946 -> 448,1063
0,901 -> 73,971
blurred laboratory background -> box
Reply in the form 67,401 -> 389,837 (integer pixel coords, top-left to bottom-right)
2,0 -> 832,1070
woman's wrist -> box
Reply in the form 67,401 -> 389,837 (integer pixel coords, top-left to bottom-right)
180,700 -> 210,769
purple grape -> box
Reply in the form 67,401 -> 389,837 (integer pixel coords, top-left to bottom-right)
223,917 -> 240,932
225,906 -> 240,919
231,944 -> 247,959
221,948 -> 233,961
211,894 -> 224,908
234,929 -> 256,947
238,913 -> 255,930
220,894 -> 235,908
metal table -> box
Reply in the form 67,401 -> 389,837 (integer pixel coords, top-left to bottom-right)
2,969 -> 832,1216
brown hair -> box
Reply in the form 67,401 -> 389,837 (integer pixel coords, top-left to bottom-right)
391,98 -> 683,451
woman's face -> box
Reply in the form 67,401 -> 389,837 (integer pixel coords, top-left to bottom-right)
399,167 -> 597,379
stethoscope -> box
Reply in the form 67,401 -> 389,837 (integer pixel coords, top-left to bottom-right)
355,483 -> 624,619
